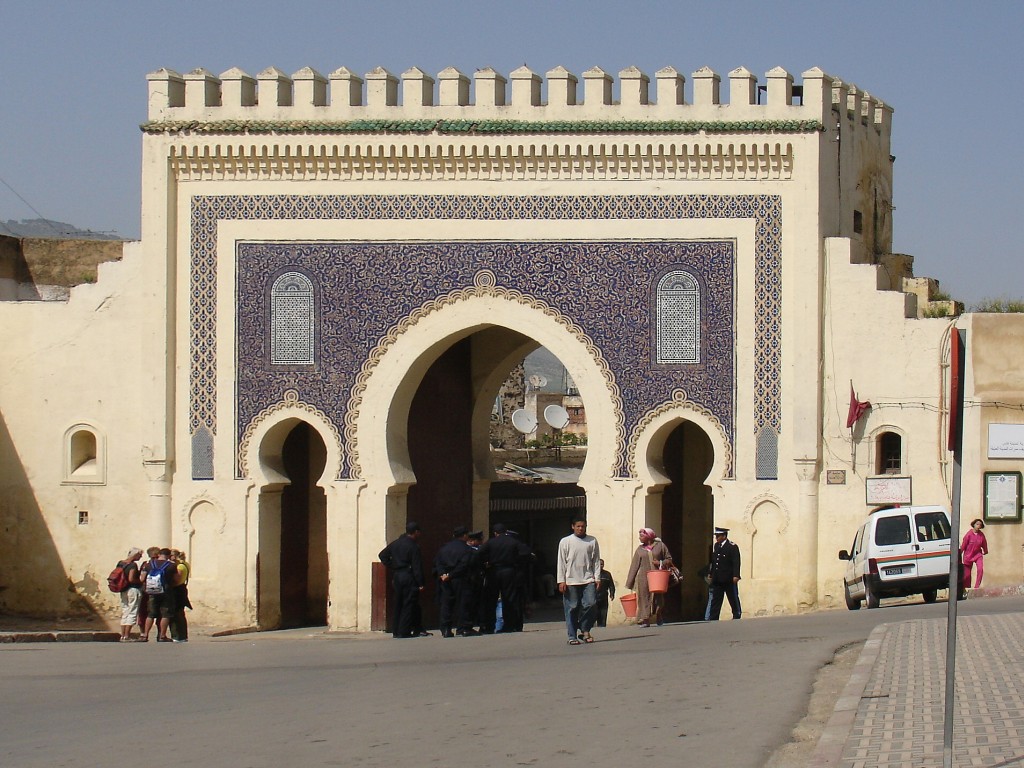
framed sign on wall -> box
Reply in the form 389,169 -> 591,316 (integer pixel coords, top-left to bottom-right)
984,472 -> 1022,522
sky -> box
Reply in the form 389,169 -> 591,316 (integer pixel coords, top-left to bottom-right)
1,1 -> 1021,307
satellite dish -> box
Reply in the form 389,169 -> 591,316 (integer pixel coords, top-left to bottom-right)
544,404 -> 570,429
528,374 -> 548,390
511,409 -> 538,434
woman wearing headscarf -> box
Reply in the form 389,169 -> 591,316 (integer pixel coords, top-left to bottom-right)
960,518 -> 989,592
625,528 -> 673,627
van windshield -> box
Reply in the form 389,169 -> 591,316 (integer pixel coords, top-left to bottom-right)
875,515 -> 911,546
915,511 -> 951,542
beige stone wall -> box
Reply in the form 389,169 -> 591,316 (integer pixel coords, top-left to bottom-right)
960,313 -> 1024,588
816,238 -> 954,608
0,242 -> 150,623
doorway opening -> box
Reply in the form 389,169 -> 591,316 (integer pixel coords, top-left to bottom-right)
278,421 -> 328,628
657,420 -> 715,621
399,331 -> 590,629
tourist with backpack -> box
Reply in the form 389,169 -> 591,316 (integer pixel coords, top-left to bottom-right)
139,548 -> 177,643
110,548 -> 143,642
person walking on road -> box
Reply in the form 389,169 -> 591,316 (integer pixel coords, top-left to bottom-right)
556,516 -> 601,645
707,527 -> 741,621
380,522 -> 428,638
961,518 -> 989,592
625,527 -> 673,627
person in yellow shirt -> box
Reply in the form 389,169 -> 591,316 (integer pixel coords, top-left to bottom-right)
169,550 -> 192,642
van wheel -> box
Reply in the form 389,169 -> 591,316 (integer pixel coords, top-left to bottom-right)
844,581 -> 860,610
922,589 -> 938,604
865,584 -> 880,609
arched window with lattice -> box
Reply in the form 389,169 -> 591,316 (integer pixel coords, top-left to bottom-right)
271,272 -> 315,366
656,270 -> 701,364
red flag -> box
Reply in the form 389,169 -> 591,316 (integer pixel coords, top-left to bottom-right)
846,384 -> 871,429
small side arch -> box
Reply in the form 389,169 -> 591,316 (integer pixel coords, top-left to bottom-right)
630,390 -> 731,488
180,494 -> 227,588
239,389 -> 343,487
62,422 -> 105,485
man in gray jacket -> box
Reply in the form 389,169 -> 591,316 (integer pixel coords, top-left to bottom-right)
556,516 -> 601,644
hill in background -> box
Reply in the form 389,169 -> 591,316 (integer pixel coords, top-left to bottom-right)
0,218 -> 124,240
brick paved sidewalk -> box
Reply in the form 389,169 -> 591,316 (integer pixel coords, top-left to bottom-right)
812,612 -> 1024,767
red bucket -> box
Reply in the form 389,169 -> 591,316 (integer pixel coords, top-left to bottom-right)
619,593 -> 638,618
647,569 -> 670,594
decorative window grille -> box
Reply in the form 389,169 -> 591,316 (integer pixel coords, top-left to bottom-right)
191,427 -> 214,481
656,270 -> 700,364
755,427 -> 779,480
271,272 -> 315,365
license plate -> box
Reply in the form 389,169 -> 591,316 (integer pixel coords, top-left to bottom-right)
884,566 -> 907,576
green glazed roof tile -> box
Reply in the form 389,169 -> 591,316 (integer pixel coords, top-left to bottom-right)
142,118 -> 823,136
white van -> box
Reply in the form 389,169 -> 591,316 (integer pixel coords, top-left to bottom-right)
838,505 -> 954,609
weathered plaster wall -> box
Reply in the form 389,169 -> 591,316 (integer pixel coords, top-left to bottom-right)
0,241 -> 150,623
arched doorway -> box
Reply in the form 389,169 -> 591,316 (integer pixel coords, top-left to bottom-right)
353,292 -> 620,632
258,421 -> 329,629
656,420 -> 715,621
396,329 -> 593,629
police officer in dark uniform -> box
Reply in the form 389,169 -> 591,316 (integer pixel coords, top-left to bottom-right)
465,531 -> 486,632
475,523 -> 529,633
379,521 -> 428,638
707,527 -> 742,620
434,525 -> 477,637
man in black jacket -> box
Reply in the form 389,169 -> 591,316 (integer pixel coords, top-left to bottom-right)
707,527 -> 742,620
434,525 -> 476,637
379,521 -> 428,638
475,523 -> 530,633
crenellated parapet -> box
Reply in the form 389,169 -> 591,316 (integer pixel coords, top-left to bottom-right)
143,64 -> 890,143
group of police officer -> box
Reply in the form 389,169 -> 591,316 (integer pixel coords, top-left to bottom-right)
379,521 -> 535,638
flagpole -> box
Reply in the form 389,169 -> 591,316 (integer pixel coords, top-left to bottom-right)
849,380 -> 856,471
943,327 -> 966,768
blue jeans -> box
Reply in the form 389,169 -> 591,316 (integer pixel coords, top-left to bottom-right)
563,582 -> 597,639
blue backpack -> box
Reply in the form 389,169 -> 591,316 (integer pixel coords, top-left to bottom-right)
144,561 -> 171,595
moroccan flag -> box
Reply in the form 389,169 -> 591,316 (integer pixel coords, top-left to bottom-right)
846,384 -> 871,429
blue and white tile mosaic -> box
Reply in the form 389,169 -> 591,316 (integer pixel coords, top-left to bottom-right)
189,194 -> 782,480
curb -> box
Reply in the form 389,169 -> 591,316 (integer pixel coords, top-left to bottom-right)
0,631 -> 120,643
808,622 -> 888,767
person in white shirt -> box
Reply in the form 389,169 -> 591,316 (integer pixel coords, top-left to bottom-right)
556,516 -> 601,644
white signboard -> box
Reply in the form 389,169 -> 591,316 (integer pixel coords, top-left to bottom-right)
866,475 -> 912,505
989,424 -> 1024,459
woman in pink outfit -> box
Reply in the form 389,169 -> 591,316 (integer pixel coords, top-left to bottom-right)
960,518 -> 989,589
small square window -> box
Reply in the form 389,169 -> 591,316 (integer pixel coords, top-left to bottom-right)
78,510 -> 89,525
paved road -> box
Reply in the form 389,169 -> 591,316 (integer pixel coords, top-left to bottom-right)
2,597 -> 1021,768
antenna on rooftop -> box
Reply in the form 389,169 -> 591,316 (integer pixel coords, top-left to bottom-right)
511,409 -> 538,434
543,404 -> 570,430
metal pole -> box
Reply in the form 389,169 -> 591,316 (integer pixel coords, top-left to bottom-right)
943,327 -> 966,768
